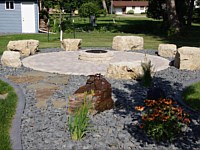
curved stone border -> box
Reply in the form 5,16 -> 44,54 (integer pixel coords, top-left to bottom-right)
0,77 -> 25,150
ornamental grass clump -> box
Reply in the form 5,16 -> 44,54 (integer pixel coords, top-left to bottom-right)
68,91 -> 92,140
135,98 -> 190,142
138,56 -> 155,87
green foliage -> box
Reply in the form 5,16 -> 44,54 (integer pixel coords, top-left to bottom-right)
135,98 -> 191,142
49,14 -> 73,33
138,58 -> 154,87
127,10 -> 134,15
0,80 -> 18,150
68,91 -> 92,140
183,82 -> 200,111
79,2 -> 100,18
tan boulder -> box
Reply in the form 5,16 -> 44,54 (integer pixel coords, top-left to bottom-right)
1,51 -> 22,68
61,39 -> 82,51
106,61 -> 143,79
174,46 -> 200,70
7,40 -> 39,56
158,44 -> 177,58
112,36 -> 143,51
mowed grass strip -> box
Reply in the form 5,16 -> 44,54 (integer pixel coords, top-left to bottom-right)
0,16 -> 199,54
183,82 -> 200,111
0,80 -> 18,150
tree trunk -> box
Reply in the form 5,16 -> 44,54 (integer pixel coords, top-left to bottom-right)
166,0 -> 181,34
187,0 -> 195,27
102,0 -> 108,13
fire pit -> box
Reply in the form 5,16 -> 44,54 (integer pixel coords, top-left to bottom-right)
79,50 -> 114,62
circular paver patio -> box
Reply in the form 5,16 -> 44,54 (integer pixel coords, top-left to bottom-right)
22,50 -> 170,76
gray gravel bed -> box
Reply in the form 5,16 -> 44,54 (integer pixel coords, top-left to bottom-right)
1,48 -> 200,150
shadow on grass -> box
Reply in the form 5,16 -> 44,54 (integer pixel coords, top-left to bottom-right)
112,76 -> 200,149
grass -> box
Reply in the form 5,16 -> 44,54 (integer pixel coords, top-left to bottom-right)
0,80 -> 18,150
183,82 -> 200,111
0,15 -> 199,54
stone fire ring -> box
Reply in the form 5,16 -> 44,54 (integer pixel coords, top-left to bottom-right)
79,50 -> 114,62
22,50 -> 170,76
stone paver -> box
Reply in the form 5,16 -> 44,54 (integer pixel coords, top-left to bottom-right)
22,51 -> 170,76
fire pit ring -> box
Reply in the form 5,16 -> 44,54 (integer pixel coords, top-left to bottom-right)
79,50 -> 114,62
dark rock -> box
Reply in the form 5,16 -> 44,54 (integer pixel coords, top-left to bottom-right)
67,74 -> 114,114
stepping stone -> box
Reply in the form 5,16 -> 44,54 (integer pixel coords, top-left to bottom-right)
52,99 -> 67,109
22,70 -> 57,77
45,75 -> 69,85
7,75 -> 44,84
27,82 -> 59,91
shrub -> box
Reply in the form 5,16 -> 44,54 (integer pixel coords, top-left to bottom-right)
127,10 -> 134,14
135,98 -> 190,142
79,2 -> 100,19
68,91 -> 92,140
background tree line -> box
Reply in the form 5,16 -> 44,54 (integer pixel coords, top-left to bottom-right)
40,0 -> 200,35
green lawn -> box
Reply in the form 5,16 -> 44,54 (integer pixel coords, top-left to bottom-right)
183,82 -> 200,111
0,15 -> 199,54
0,80 -> 18,150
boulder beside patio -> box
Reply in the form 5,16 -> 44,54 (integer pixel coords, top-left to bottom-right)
7,40 -> 39,56
61,39 -> 82,51
106,61 -> 143,79
112,36 -> 143,51
158,44 -> 177,58
174,46 -> 200,70
1,51 -> 21,68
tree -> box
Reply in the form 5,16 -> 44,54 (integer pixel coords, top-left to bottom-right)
147,0 -> 196,35
79,2 -> 100,18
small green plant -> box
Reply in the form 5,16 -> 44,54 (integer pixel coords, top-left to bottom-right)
135,98 -> 190,142
138,56 -> 154,87
68,91 -> 93,140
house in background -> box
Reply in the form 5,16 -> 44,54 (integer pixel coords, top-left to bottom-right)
113,1 -> 148,15
0,0 -> 39,33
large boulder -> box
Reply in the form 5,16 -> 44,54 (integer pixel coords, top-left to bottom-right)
106,61 -> 143,79
112,36 -> 143,51
1,51 -> 22,68
67,74 -> 114,114
61,39 -> 82,51
7,40 -> 39,56
158,44 -> 177,58
174,46 -> 200,70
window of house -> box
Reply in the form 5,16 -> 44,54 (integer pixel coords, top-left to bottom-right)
140,6 -> 144,10
132,6 -> 135,10
5,1 -> 14,10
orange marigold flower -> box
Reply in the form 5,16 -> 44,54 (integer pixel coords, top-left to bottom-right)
139,124 -> 144,129
163,99 -> 173,105
135,106 -> 145,111
183,118 -> 190,124
144,100 -> 156,106
148,115 -> 155,121
142,115 -> 148,121
161,115 -> 170,122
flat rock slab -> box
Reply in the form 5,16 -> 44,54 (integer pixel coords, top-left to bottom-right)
22,51 -> 170,76
22,70 -> 57,77
7,75 -> 45,84
52,99 -> 67,109
45,75 -> 69,85
27,82 -> 59,91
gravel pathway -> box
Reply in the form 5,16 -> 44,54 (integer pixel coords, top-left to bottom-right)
0,48 -> 200,150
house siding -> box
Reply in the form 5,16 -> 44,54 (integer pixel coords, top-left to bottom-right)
0,0 -> 38,33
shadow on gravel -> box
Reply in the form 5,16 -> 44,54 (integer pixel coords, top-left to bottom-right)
112,76 -> 200,149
